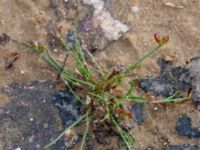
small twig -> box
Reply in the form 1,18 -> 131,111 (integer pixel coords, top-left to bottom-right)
5,52 -> 20,69
56,53 -> 68,80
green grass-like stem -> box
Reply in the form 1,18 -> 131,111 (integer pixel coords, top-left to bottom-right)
44,115 -> 86,149
80,112 -> 91,150
110,115 -> 134,150
124,44 -> 162,75
153,97 -> 188,103
13,34 -> 187,150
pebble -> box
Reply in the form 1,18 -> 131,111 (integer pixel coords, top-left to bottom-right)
131,6 -> 139,13
1,19 -> 5,25
39,11 -> 45,15
43,123 -> 48,129
36,144 -> 40,148
15,148 -> 21,150
153,107 -> 158,111
53,49 -> 58,53
164,2 -> 184,9
29,118 -> 34,122
164,55 -> 174,62
28,135 -> 34,143
20,70 -> 25,74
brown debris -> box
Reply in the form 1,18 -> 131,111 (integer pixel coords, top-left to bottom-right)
5,52 -> 20,69
0,33 -> 10,45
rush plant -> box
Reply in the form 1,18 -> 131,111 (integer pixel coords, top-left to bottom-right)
13,32 -> 187,150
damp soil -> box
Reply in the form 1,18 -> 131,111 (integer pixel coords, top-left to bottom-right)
0,0 -> 200,150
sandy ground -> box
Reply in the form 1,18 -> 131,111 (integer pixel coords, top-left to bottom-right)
0,0 -> 200,149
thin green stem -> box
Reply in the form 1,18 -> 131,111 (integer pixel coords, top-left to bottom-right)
44,115 -> 86,149
80,111 -> 91,150
62,74 -> 95,89
64,81 -> 85,104
11,37 -> 32,48
124,44 -> 162,75
152,97 -> 188,103
121,95 -> 148,103
85,48 -> 104,76
110,115 -> 134,150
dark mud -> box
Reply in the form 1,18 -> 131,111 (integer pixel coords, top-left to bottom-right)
1,80 -> 120,150
146,144 -> 199,150
0,81 -> 69,150
0,33 -> 10,46
131,103 -> 144,125
140,57 -> 200,102
176,115 -> 200,138
162,144 -> 199,150
53,91 -> 81,128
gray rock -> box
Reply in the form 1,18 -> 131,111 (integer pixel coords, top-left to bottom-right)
184,57 -> 200,102
140,58 -> 189,98
78,0 -> 129,51
140,57 -> 200,102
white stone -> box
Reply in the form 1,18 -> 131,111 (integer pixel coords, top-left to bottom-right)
29,118 -> 34,122
20,70 -> 25,74
82,0 -> 129,41
131,6 -> 139,13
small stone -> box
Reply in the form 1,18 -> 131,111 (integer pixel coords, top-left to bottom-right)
1,19 -> 5,25
153,107 -> 158,111
36,144 -> 40,148
164,2 -> 184,9
185,57 -> 200,102
131,6 -> 139,13
29,118 -> 34,122
79,0 -> 129,50
86,95 -> 91,105
39,11 -> 45,15
164,55 -> 174,62
20,70 -> 25,74
64,129 -> 78,149
15,148 -> 21,150
44,123 -> 48,129
28,135 -> 34,143
53,49 -> 58,53
28,86 -> 35,90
